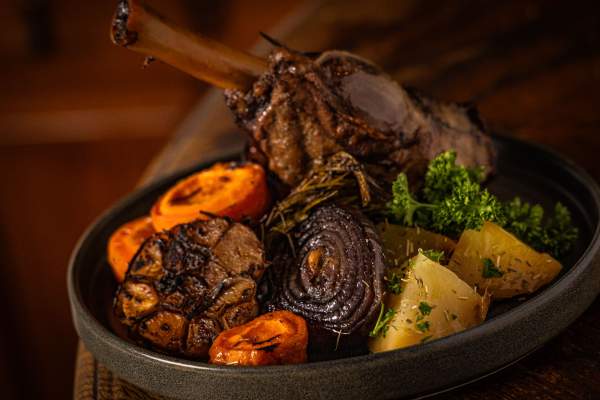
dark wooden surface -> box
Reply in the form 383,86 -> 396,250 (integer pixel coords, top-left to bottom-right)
73,0 -> 600,399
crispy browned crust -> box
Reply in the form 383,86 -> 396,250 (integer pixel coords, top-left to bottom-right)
225,48 -> 496,187
114,218 -> 266,359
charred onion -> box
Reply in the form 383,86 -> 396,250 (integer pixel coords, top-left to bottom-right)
267,205 -> 385,349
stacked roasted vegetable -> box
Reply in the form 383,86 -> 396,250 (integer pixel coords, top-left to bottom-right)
107,149 -> 577,365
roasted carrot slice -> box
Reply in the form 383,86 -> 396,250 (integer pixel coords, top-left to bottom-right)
150,162 -> 269,232
209,311 -> 308,366
107,216 -> 155,282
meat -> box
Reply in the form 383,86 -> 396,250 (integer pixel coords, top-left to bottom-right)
111,2 -> 496,188
266,205 -> 385,351
114,218 -> 266,358
225,48 -> 496,187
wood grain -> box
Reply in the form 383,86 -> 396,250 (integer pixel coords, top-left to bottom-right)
74,0 -> 600,399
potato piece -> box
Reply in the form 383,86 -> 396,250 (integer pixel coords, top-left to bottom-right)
377,223 -> 456,267
369,253 -> 489,353
447,221 -> 562,299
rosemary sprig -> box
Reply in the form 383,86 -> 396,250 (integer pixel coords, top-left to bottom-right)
264,152 -> 382,237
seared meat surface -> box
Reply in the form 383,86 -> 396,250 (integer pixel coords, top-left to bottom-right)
225,48 -> 495,187
114,218 -> 266,358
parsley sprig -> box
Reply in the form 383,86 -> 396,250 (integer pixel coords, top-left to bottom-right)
388,151 -> 578,258
369,304 -> 396,338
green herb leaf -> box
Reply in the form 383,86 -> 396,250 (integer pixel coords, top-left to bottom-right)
422,150 -> 484,204
482,258 -> 503,278
418,301 -> 433,316
420,249 -> 445,263
387,151 -> 578,259
387,173 -> 433,226
504,199 -> 578,258
416,321 -> 430,332
369,304 -> 397,338
388,152 -> 505,237
385,271 -> 403,295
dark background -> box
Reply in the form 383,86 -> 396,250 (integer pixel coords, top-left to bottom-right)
0,1 -> 294,398
1,0 -> 599,399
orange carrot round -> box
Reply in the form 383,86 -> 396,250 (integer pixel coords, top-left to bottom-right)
150,162 -> 269,232
107,216 -> 155,282
209,311 -> 308,366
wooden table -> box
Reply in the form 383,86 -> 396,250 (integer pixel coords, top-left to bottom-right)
73,0 -> 600,398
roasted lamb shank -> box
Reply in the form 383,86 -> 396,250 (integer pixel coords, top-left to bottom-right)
225,48 -> 494,186
111,0 -> 496,187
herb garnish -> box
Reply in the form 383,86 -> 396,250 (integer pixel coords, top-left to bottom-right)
416,321 -> 430,332
418,301 -> 434,316
388,156 -> 505,237
385,271 -> 403,295
503,199 -> 578,259
387,151 -> 578,258
420,249 -> 445,263
369,304 -> 396,338
481,258 -> 503,278
265,152 -> 377,237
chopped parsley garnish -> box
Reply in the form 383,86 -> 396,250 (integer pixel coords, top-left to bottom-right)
418,301 -> 433,316
416,321 -> 430,332
420,249 -> 445,263
369,304 -> 396,338
482,258 -> 503,278
387,151 -> 578,258
385,271 -> 403,295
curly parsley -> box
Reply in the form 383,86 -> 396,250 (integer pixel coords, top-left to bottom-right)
388,151 -> 578,258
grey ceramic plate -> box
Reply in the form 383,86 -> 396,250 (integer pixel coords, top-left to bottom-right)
68,135 -> 600,400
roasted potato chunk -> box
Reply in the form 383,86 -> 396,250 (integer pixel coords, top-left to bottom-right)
447,221 -> 562,299
369,253 -> 489,353
377,223 -> 456,267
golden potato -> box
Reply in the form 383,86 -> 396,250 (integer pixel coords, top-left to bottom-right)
369,253 -> 489,353
447,221 -> 562,299
377,223 -> 456,267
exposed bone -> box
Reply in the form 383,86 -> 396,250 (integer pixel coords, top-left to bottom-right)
111,0 -> 267,90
